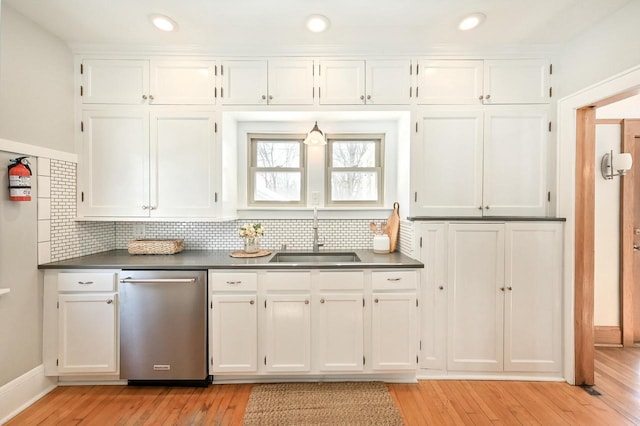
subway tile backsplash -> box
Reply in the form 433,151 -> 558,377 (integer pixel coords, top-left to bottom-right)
48,160 -> 414,261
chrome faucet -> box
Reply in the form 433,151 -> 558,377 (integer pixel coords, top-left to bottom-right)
312,207 -> 324,252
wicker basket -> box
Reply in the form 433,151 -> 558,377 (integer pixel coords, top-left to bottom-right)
127,239 -> 184,255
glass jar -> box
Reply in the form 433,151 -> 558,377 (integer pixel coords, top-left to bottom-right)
243,237 -> 260,253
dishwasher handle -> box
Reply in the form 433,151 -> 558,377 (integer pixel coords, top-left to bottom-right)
119,277 -> 197,284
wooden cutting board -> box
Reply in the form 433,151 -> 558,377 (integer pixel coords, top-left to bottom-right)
386,202 -> 400,252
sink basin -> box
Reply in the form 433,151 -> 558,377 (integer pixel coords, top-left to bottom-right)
269,252 -> 361,263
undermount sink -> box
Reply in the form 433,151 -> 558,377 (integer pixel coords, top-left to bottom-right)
269,252 -> 361,264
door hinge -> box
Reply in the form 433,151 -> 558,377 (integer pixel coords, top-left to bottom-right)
220,65 -> 224,75
264,300 -> 267,309
363,298 -> 365,307
410,87 -> 412,98
81,121 -> 84,132
409,62 -> 412,75
214,87 -> 217,98
220,87 -> 224,98
318,87 -> 321,98
548,121 -> 552,132
80,63 -> 83,74
416,87 -> 419,98
210,301 -> 213,309
547,191 -> 551,202
318,65 -> 321,76
416,64 -> 419,75
414,192 -> 418,202
416,355 -> 419,364
312,87 -> 315,99
81,191 -> 84,202
215,65 -> 218,76
419,236 -> 423,248
549,64 -> 553,75
57,301 -> 59,309
214,122 -> 218,133
419,340 -> 422,350
264,356 -> 267,365
210,356 -> 213,366
415,122 -> 418,133
80,85 -> 83,97
214,192 -> 218,203
549,87 -> 553,97
416,298 -> 419,307
56,359 -> 59,366
363,355 -> 366,366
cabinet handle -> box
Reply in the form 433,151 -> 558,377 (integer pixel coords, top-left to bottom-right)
438,286 -> 444,290
78,281 -> 94,285
149,94 -> 154,100
142,95 -> 148,100
320,298 -> 325,304
367,95 -> 371,100
387,278 -> 402,282
250,300 -> 255,305
305,299 -> 309,305
360,95 -> 365,101
374,298 -> 379,303
106,299 -> 113,304
226,281 -> 242,285
479,95 -> 484,100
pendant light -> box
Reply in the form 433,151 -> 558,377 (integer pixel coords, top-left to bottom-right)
304,121 -> 326,145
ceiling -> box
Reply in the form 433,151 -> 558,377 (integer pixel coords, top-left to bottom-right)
2,0 -> 634,54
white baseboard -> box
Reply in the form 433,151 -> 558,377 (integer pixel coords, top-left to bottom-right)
0,365 -> 57,425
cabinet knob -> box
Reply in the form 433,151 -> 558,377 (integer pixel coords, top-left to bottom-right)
261,95 -> 266,100
507,286 -> 513,291
149,206 -> 157,210
374,298 -> 379,303
367,95 -> 371,100
485,205 -> 490,209
142,95 -> 148,100
320,298 -> 325,304
106,299 -> 113,304
500,287 -> 505,292
479,95 -> 484,100
360,95 -> 365,101
250,300 -> 255,305
148,94 -> 154,100
269,95 -> 273,100
438,286 -> 444,290
478,206 -> 483,210
486,94 -> 491,100
305,299 -> 309,305
142,205 -> 149,210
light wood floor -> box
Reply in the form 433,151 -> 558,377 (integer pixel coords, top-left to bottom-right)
7,347 -> 640,425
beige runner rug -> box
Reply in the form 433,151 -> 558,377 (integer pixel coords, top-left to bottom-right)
242,381 -> 404,426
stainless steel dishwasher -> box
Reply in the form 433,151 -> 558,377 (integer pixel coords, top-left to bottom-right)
119,270 -> 208,385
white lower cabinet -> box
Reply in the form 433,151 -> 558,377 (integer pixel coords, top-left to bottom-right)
43,270 -> 120,377
446,222 -> 563,374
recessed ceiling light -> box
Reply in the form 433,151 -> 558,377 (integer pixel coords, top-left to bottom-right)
458,13 -> 486,31
306,15 -> 330,33
150,14 -> 178,32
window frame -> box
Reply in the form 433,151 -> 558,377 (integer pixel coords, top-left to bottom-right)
325,133 -> 385,207
247,133 -> 307,207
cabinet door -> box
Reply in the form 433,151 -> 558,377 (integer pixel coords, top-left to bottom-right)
413,109 -> 484,216
483,59 -> 550,104
482,108 -> 548,216
447,224 -> 504,372
210,294 -> 257,373
371,292 -> 417,370
221,60 -> 268,105
149,112 -> 217,218
264,294 -> 311,372
416,223 -> 447,371
82,59 -> 148,104
268,59 -> 314,105
504,223 -> 562,373
365,60 -> 411,105
416,60 -> 483,104
79,110 -> 149,217
319,60 -> 366,105
149,60 -> 217,105
317,293 -> 364,371
58,293 -> 118,374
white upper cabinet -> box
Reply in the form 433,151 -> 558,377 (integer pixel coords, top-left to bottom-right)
82,59 -> 148,104
221,59 -> 314,105
268,59 -> 315,105
82,59 -> 217,105
149,60 -> 217,105
415,59 -> 550,105
220,60 -> 268,105
319,59 -> 411,105
416,60 -> 483,104
483,59 -> 550,104
412,106 -> 548,217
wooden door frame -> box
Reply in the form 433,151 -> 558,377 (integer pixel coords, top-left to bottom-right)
621,119 -> 640,347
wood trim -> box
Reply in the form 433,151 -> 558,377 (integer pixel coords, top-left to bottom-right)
574,107 -> 596,386
594,326 -> 622,346
621,119 -> 640,346
595,119 -> 624,125
587,86 -> 640,108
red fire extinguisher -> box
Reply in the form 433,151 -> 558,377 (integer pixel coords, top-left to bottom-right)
8,157 -> 32,201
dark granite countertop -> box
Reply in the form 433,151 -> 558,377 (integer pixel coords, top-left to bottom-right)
38,249 -> 424,270
407,216 -> 566,222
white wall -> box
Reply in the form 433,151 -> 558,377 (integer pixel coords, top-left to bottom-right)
593,124 -> 622,326
557,1 -> 640,99
0,4 -> 73,153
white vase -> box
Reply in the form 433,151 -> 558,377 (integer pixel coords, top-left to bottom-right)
243,237 -> 260,253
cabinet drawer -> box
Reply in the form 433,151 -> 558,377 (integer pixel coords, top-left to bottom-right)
58,272 -> 116,292
372,270 -> 417,290
318,271 -> 364,290
210,272 -> 257,292
263,272 -> 311,290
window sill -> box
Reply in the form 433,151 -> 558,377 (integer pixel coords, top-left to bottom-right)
237,207 -> 394,220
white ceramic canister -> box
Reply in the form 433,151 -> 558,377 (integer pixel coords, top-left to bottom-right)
373,234 -> 390,253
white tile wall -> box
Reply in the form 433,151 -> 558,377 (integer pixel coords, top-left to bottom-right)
399,220 -> 414,257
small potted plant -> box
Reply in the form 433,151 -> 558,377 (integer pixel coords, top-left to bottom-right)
239,223 -> 264,253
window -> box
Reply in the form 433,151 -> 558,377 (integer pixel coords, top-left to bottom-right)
248,134 -> 306,206
326,134 -> 384,206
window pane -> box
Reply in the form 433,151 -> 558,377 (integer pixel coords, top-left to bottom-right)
255,141 -> 300,168
332,141 -> 377,168
330,171 -> 378,201
254,172 -> 301,201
